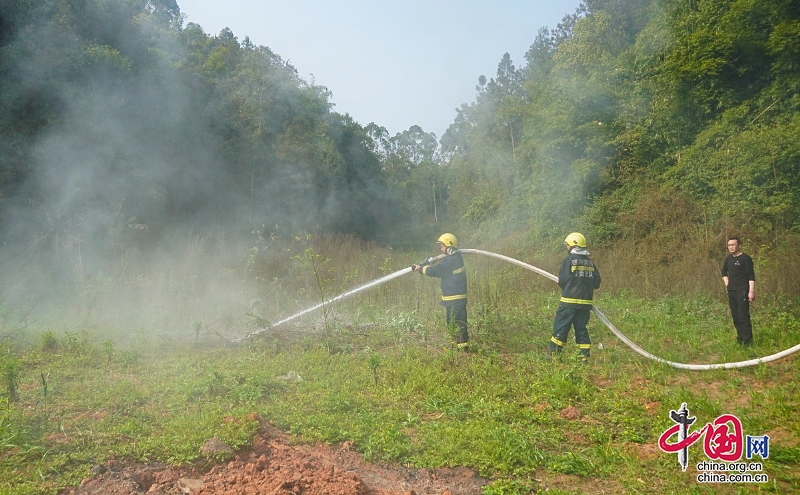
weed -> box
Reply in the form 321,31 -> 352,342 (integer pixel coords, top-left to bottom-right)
62,331 -> 79,353
401,412 -> 420,427
2,358 -> 20,402
366,353 -> 382,385
770,445 -> 800,465
482,478 -> 538,495
548,451 -> 595,476
246,312 -> 271,331
121,350 -> 140,366
291,235 -> 336,337
102,339 -> 116,365
40,330 -> 58,352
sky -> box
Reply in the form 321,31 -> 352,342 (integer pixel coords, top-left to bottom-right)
176,0 -> 583,139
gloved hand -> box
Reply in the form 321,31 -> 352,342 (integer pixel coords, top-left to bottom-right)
411,257 -> 435,272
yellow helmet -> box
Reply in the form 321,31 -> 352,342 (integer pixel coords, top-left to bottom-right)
437,233 -> 458,248
564,232 -> 586,248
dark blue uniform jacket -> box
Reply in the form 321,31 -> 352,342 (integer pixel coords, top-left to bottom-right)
558,249 -> 601,307
422,252 -> 467,306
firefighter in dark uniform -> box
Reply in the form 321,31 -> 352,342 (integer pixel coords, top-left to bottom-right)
549,232 -> 601,361
412,233 -> 469,350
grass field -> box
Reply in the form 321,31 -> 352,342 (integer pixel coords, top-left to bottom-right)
1,237 -> 799,494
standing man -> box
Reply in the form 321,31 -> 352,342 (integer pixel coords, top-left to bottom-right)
721,237 -> 755,346
550,232 -> 601,361
412,233 -> 469,350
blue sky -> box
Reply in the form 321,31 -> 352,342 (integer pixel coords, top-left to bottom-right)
176,0 -> 583,139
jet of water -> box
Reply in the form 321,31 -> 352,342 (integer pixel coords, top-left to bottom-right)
239,266 -> 413,340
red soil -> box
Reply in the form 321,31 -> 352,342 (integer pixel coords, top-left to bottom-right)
63,422 -> 488,495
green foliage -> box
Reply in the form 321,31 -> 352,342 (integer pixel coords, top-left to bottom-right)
464,192 -> 503,224
193,320 -> 203,341
368,123 -> 447,246
102,339 -> 116,365
0,0 -> 399,263
365,353 -> 382,385
61,330 -> 92,357
1,358 -> 20,402
770,446 -> 800,465
40,331 -> 58,353
548,451 -> 596,476
482,478 -> 538,495
426,0 -> 800,279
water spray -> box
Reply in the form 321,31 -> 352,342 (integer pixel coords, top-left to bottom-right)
239,249 -> 800,370
236,266 -> 413,342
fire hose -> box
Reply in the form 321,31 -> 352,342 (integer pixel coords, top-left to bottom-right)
459,249 -> 800,370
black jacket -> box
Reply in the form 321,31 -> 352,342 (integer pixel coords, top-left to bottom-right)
422,251 -> 467,306
558,248 -> 600,307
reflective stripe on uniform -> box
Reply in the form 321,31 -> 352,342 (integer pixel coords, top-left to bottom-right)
560,297 -> 593,305
422,266 -> 429,275
441,294 -> 467,301
577,344 -> 591,349
551,336 -> 565,347
452,266 -> 465,274
570,265 -> 594,273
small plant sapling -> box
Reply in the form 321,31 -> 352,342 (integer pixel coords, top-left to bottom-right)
102,339 -> 115,365
40,330 -> 58,352
366,353 -> 381,385
2,359 -> 20,402
63,331 -> 79,353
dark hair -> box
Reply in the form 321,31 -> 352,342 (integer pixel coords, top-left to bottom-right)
727,237 -> 741,245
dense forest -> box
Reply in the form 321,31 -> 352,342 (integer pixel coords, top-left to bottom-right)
435,0 -> 800,262
0,0 -> 400,249
1,0 -> 799,298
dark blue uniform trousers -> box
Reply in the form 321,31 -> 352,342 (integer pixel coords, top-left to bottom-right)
445,301 -> 469,344
550,305 -> 591,357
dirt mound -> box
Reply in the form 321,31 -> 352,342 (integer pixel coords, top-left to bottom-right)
63,422 -> 489,495
559,406 -> 581,420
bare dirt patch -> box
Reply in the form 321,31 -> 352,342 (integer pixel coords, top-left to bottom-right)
62,423 -> 489,495
764,426 -> 799,448
642,401 -> 660,415
591,376 -> 613,388
629,378 -> 651,390
624,442 -> 660,460
559,406 -> 582,420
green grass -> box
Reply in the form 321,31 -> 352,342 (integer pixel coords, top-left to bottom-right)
0,290 -> 798,494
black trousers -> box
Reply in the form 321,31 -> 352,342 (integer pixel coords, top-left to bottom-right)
445,301 -> 469,344
550,304 -> 591,357
728,288 -> 752,345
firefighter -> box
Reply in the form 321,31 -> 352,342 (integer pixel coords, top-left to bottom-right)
412,233 -> 469,350
550,232 -> 601,361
